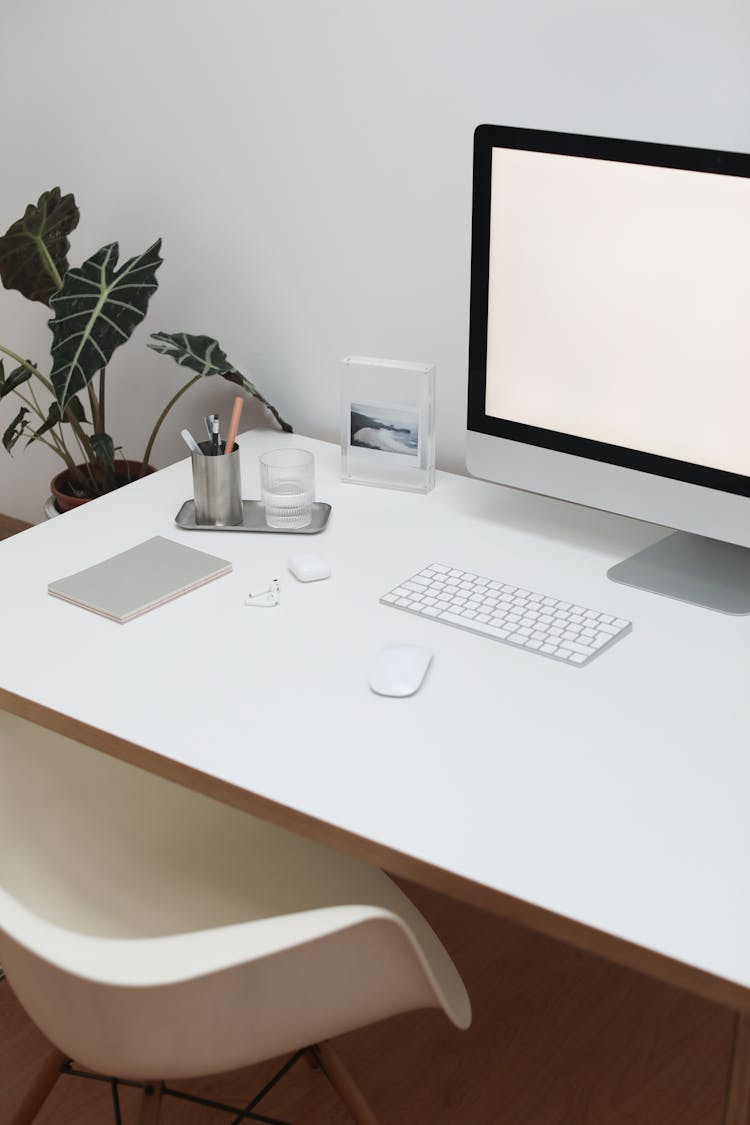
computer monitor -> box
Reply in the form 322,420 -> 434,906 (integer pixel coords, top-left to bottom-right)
466,124 -> 750,614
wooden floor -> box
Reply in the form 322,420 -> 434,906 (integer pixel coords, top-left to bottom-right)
0,514 -> 32,541
0,877 -> 736,1125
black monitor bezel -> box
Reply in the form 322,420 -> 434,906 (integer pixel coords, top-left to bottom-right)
467,124 -> 750,499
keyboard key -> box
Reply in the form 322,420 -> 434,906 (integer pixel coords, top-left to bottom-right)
561,639 -> 595,656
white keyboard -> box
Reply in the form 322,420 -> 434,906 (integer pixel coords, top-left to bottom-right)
380,564 -> 632,667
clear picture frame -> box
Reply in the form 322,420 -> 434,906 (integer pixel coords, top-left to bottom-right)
340,356 -> 436,493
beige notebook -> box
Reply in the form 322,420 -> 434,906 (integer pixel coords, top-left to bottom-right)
48,536 -> 232,623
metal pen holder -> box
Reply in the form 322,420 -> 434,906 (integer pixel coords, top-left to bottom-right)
191,441 -> 242,526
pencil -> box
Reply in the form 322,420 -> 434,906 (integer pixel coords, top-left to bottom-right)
223,395 -> 244,455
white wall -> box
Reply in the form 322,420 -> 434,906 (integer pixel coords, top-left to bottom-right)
1,0 -> 748,522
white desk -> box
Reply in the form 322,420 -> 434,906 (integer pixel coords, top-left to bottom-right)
2,433 -> 750,1075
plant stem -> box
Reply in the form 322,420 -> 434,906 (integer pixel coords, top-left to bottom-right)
98,368 -> 106,433
14,387 -> 45,423
0,343 -> 97,489
0,343 -> 95,459
0,344 -> 53,392
87,380 -> 101,434
24,384 -> 77,470
141,374 -> 201,471
68,414 -> 93,465
13,383 -> 74,470
9,400 -> 76,472
27,431 -> 64,458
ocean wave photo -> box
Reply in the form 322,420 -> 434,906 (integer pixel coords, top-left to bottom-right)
350,403 -> 419,458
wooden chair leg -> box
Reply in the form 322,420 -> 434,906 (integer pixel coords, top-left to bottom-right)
138,1080 -> 164,1125
313,1042 -> 381,1125
9,1048 -> 67,1125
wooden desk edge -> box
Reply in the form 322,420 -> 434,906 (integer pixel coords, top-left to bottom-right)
3,686 -> 747,1016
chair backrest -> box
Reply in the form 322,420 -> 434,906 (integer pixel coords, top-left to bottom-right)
0,711 -> 471,1078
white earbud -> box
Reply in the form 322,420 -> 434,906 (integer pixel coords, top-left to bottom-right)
245,578 -> 280,607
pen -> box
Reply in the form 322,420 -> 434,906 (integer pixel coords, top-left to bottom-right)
211,415 -> 220,456
181,428 -> 203,456
204,414 -> 215,441
223,396 -> 244,455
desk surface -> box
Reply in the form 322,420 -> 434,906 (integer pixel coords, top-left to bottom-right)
2,431 -> 748,1010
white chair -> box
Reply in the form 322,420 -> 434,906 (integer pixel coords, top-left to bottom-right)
0,711 -> 470,1124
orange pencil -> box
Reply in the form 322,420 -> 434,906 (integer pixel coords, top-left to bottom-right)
223,395 -> 244,454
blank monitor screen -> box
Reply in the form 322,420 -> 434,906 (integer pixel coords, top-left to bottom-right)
468,126 -> 750,512
488,147 -> 750,476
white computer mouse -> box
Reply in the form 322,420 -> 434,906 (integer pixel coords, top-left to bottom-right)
287,554 -> 331,582
368,644 -> 433,697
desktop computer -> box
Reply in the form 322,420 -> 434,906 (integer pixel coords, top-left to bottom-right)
466,125 -> 750,613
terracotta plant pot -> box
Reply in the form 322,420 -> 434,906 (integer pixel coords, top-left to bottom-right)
50,460 -> 156,514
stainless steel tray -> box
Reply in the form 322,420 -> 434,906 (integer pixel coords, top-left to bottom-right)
175,499 -> 331,534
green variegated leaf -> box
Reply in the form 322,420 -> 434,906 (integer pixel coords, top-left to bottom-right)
148,332 -> 233,378
0,362 -> 32,399
49,239 -> 162,408
90,432 -> 115,466
0,189 -> 80,305
33,395 -> 86,439
148,331 -> 292,432
3,406 -> 30,452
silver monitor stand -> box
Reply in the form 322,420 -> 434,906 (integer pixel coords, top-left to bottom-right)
608,531 -> 750,615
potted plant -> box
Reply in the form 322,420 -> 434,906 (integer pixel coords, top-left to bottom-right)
0,188 -> 290,512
